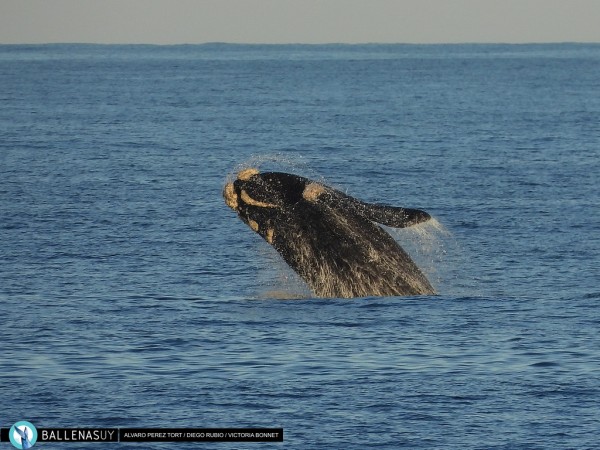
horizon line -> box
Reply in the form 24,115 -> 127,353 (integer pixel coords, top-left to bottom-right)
2,41 -> 600,46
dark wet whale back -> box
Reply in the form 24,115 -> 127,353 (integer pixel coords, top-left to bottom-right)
224,169 -> 435,298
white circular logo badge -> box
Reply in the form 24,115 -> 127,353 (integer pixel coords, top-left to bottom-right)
9,421 -> 38,449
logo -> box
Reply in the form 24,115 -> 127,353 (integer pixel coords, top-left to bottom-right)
9,422 -> 37,449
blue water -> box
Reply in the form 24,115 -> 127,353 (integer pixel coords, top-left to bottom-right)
1,43 -> 599,449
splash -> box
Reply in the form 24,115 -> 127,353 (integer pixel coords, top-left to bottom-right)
389,217 -> 478,297
227,153 -> 317,184
256,242 -> 312,299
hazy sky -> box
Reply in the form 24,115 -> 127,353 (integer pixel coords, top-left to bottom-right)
1,0 -> 599,44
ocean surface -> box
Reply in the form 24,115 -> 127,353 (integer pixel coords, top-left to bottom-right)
1,43 -> 599,449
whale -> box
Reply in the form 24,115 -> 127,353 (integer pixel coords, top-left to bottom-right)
223,168 -> 435,298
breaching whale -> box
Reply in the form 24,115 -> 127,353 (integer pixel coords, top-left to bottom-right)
223,168 -> 435,298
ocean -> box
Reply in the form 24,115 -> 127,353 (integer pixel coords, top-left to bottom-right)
1,43 -> 599,449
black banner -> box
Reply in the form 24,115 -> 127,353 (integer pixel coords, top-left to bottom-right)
1,427 -> 283,443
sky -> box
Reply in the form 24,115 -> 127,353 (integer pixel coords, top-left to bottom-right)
1,0 -> 599,45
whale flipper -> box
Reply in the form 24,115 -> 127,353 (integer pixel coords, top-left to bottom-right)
317,190 -> 431,228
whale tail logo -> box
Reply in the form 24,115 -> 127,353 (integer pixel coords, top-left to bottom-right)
9,421 -> 37,449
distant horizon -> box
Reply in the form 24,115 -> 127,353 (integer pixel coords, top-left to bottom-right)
2,41 -> 599,46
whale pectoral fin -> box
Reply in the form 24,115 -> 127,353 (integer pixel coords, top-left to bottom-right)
361,204 -> 431,228
339,193 -> 431,228
302,184 -> 431,228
